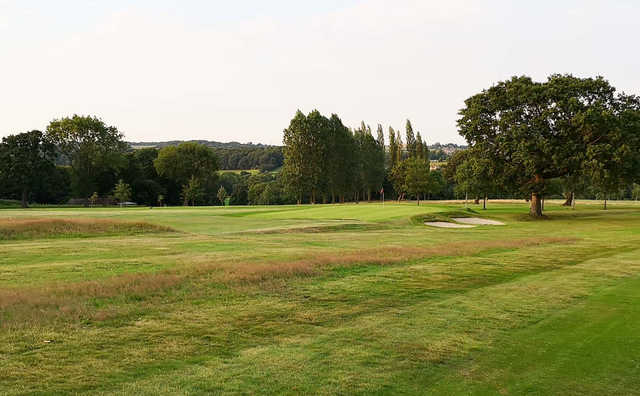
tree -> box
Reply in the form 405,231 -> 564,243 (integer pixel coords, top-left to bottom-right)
325,114 -> 356,203
454,153 -> 495,209
428,170 -> 446,199
405,120 -> 416,158
560,172 -> 589,208
390,161 -> 408,201
113,179 -> 132,206
155,142 -> 219,204
0,130 -> 56,207
181,176 -> 205,206
457,74 -> 640,217
584,97 -> 640,209
404,157 -> 430,205
632,184 -> 640,201
217,186 -> 228,206
415,132 -> 425,159
395,133 -> 404,164
388,127 -> 398,170
46,115 -> 127,198
355,123 -> 385,201
155,142 -> 219,186
442,150 -> 467,186
89,192 -> 99,207
282,110 -> 314,204
376,124 -> 385,147
32,166 -> 72,204
131,179 -> 164,206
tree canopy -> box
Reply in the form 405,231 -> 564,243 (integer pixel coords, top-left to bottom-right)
46,115 -> 128,197
282,110 -> 385,204
154,142 -> 219,205
0,130 -> 56,207
457,74 -> 640,216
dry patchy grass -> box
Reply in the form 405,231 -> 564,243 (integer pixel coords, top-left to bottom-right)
0,218 -> 175,240
0,236 -> 575,328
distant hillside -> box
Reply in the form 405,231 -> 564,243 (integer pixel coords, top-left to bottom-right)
429,142 -> 467,154
128,140 -> 273,150
127,140 -> 465,169
129,140 -> 465,152
128,140 -> 283,171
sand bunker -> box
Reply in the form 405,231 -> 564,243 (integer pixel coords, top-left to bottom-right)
451,217 -> 505,226
424,222 -> 475,228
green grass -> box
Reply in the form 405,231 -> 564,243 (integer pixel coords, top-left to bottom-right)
219,169 -> 260,175
1,200 -> 639,394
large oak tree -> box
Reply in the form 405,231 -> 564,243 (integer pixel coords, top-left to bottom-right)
457,74 -> 640,217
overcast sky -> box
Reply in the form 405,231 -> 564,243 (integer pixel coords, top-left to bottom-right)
1,1 -> 639,145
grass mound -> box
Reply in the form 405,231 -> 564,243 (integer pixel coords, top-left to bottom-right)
0,218 -> 175,240
410,208 -> 478,225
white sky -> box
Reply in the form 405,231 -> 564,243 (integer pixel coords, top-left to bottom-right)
1,0 -> 639,145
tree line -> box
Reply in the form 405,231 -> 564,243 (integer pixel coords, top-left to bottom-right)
280,110 -> 446,205
282,110 -> 385,204
3,74 -> 639,212
0,115 -> 220,207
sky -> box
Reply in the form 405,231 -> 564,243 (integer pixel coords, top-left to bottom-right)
1,1 -> 639,145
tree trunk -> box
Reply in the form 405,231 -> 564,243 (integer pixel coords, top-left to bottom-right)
530,192 -> 543,217
604,196 -> 607,210
21,188 -> 28,208
474,197 -> 480,205
542,196 -> 545,211
483,194 -> 487,210
465,192 -> 468,209
571,192 -> 576,209
562,192 -> 573,206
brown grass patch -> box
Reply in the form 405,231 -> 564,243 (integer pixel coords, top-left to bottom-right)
0,217 -> 175,240
0,236 -> 576,328
238,237 -> 576,275
0,272 -> 182,327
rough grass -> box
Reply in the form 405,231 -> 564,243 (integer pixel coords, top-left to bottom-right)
0,218 -> 175,240
0,236 -> 575,329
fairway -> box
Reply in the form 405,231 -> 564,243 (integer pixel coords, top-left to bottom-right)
2,201 -> 640,394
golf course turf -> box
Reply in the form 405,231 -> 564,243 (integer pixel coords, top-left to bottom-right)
1,201 -> 639,394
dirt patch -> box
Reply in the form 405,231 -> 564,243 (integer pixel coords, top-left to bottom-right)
425,222 -> 475,228
452,218 -> 505,226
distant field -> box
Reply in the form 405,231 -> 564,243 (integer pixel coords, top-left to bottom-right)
218,169 -> 260,175
1,201 -> 640,394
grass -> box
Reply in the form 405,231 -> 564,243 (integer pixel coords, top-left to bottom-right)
0,217 -> 175,240
1,200 -> 639,394
219,169 -> 260,175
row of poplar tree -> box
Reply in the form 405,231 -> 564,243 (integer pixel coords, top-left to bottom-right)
282,110 -> 435,204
